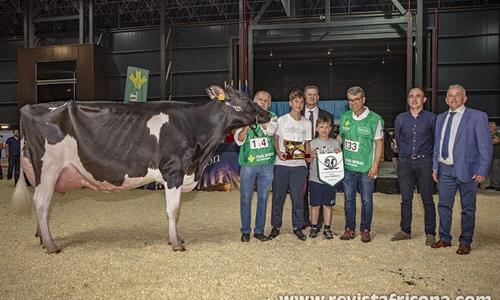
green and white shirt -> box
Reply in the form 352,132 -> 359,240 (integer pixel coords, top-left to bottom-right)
339,107 -> 384,172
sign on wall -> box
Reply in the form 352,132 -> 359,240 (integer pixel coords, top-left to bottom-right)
124,66 -> 149,102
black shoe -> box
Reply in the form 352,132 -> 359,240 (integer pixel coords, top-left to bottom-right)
485,186 -> 495,190
323,229 -> 334,240
240,234 -> 250,242
253,233 -> 268,242
496,187 -> 500,191
294,228 -> 307,241
7,176 -> 12,180
268,228 -> 280,240
302,220 -> 312,230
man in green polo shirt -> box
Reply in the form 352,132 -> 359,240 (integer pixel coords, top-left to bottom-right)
336,86 -> 384,243
235,90 -> 278,243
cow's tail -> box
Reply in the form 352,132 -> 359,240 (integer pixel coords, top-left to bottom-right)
12,168 -> 32,214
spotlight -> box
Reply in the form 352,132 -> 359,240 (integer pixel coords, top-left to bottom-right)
279,59 -> 282,67
329,58 -> 332,66
269,48 -> 273,57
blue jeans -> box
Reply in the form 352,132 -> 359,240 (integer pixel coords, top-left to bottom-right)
397,156 -> 436,235
342,169 -> 374,232
240,164 -> 274,235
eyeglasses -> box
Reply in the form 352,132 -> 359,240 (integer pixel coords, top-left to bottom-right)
348,97 -> 363,103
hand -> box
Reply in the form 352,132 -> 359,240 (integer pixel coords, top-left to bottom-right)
277,151 -> 286,161
472,174 -> 486,183
432,170 -> 438,183
368,166 -> 378,180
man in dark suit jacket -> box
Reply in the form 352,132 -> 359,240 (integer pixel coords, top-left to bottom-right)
301,85 -> 336,230
431,84 -> 492,255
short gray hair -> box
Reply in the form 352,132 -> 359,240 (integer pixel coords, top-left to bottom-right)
347,86 -> 365,98
447,84 -> 466,97
254,90 -> 272,103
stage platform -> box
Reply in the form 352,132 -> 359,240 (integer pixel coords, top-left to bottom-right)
375,161 -> 400,194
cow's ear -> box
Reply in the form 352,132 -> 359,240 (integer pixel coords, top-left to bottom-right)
206,85 -> 227,101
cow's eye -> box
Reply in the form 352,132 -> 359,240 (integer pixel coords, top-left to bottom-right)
234,106 -> 241,112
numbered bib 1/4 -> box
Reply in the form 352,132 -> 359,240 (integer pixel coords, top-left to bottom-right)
316,152 -> 345,188
284,139 -> 310,159
250,137 -> 268,150
344,139 -> 360,153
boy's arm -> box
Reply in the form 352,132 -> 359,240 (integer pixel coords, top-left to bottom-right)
274,134 -> 285,161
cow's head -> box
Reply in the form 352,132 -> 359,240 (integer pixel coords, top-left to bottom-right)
206,85 -> 271,125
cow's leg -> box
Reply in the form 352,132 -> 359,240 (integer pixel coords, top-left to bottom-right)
164,187 -> 185,251
33,179 -> 61,254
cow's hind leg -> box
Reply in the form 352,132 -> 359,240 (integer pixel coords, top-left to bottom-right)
165,187 -> 185,251
33,180 -> 61,254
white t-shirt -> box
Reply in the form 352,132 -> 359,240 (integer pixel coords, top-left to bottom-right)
275,113 -> 312,167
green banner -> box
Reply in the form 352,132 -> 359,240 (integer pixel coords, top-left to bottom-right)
124,66 -> 149,102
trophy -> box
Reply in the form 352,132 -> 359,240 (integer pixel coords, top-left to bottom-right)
283,140 -> 310,160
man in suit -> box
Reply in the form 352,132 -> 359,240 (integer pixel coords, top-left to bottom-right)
301,85 -> 335,229
431,84 -> 492,255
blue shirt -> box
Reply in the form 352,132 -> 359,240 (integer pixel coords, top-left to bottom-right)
394,109 -> 436,158
5,136 -> 20,156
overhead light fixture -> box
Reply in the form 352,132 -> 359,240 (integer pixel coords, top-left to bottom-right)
327,47 -> 331,55
382,56 -> 385,64
279,59 -> 282,67
1,123 -> 9,129
329,58 -> 332,66
269,48 -> 273,57
387,43 -> 390,52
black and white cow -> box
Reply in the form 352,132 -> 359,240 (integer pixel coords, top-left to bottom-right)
12,85 -> 270,253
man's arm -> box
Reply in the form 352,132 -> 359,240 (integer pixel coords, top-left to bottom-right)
4,143 -> 9,158
368,138 -> 383,179
274,134 -> 285,161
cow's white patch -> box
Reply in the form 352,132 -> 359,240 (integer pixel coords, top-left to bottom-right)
147,113 -> 170,142
41,136 -> 164,192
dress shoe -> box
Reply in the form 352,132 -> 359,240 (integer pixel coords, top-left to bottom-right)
340,228 -> 355,240
293,228 -> 306,241
431,240 -> 451,248
456,243 -> 471,255
240,234 -> 250,242
391,230 -> 411,241
301,220 -> 312,230
253,233 -> 268,242
267,227 -> 280,240
485,186 -> 495,189
360,229 -> 371,243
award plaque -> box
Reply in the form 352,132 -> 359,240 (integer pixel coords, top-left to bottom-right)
284,140 -> 310,160
316,152 -> 345,187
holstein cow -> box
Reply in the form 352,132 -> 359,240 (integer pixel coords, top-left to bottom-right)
12,85 -> 270,254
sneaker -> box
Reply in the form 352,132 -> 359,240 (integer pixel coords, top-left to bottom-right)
425,234 -> 436,246
323,229 -> 334,240
309,227 -> 319,238
294,228 -> 307,241
267,227 -> 280,240
361,229 -> 371,243
391,230 -> 411,241
340,228 -> 355,240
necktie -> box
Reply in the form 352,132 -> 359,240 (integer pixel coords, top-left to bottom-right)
441,112 -> 456,160
309,110 -> 315,139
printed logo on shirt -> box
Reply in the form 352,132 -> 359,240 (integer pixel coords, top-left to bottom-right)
357,126 -> 371,136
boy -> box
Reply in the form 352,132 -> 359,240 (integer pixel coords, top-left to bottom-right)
268,89 -> 312,241
306,115 -> 342,239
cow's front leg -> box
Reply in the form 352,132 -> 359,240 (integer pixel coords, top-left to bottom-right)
164,187 -> 185,251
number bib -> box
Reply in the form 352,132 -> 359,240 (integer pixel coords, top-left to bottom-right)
250,137 -> 268,149
344,139 -> 360,152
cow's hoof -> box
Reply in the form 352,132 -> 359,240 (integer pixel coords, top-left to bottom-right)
47,249 -> 62,254
172,246 -> 186,252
